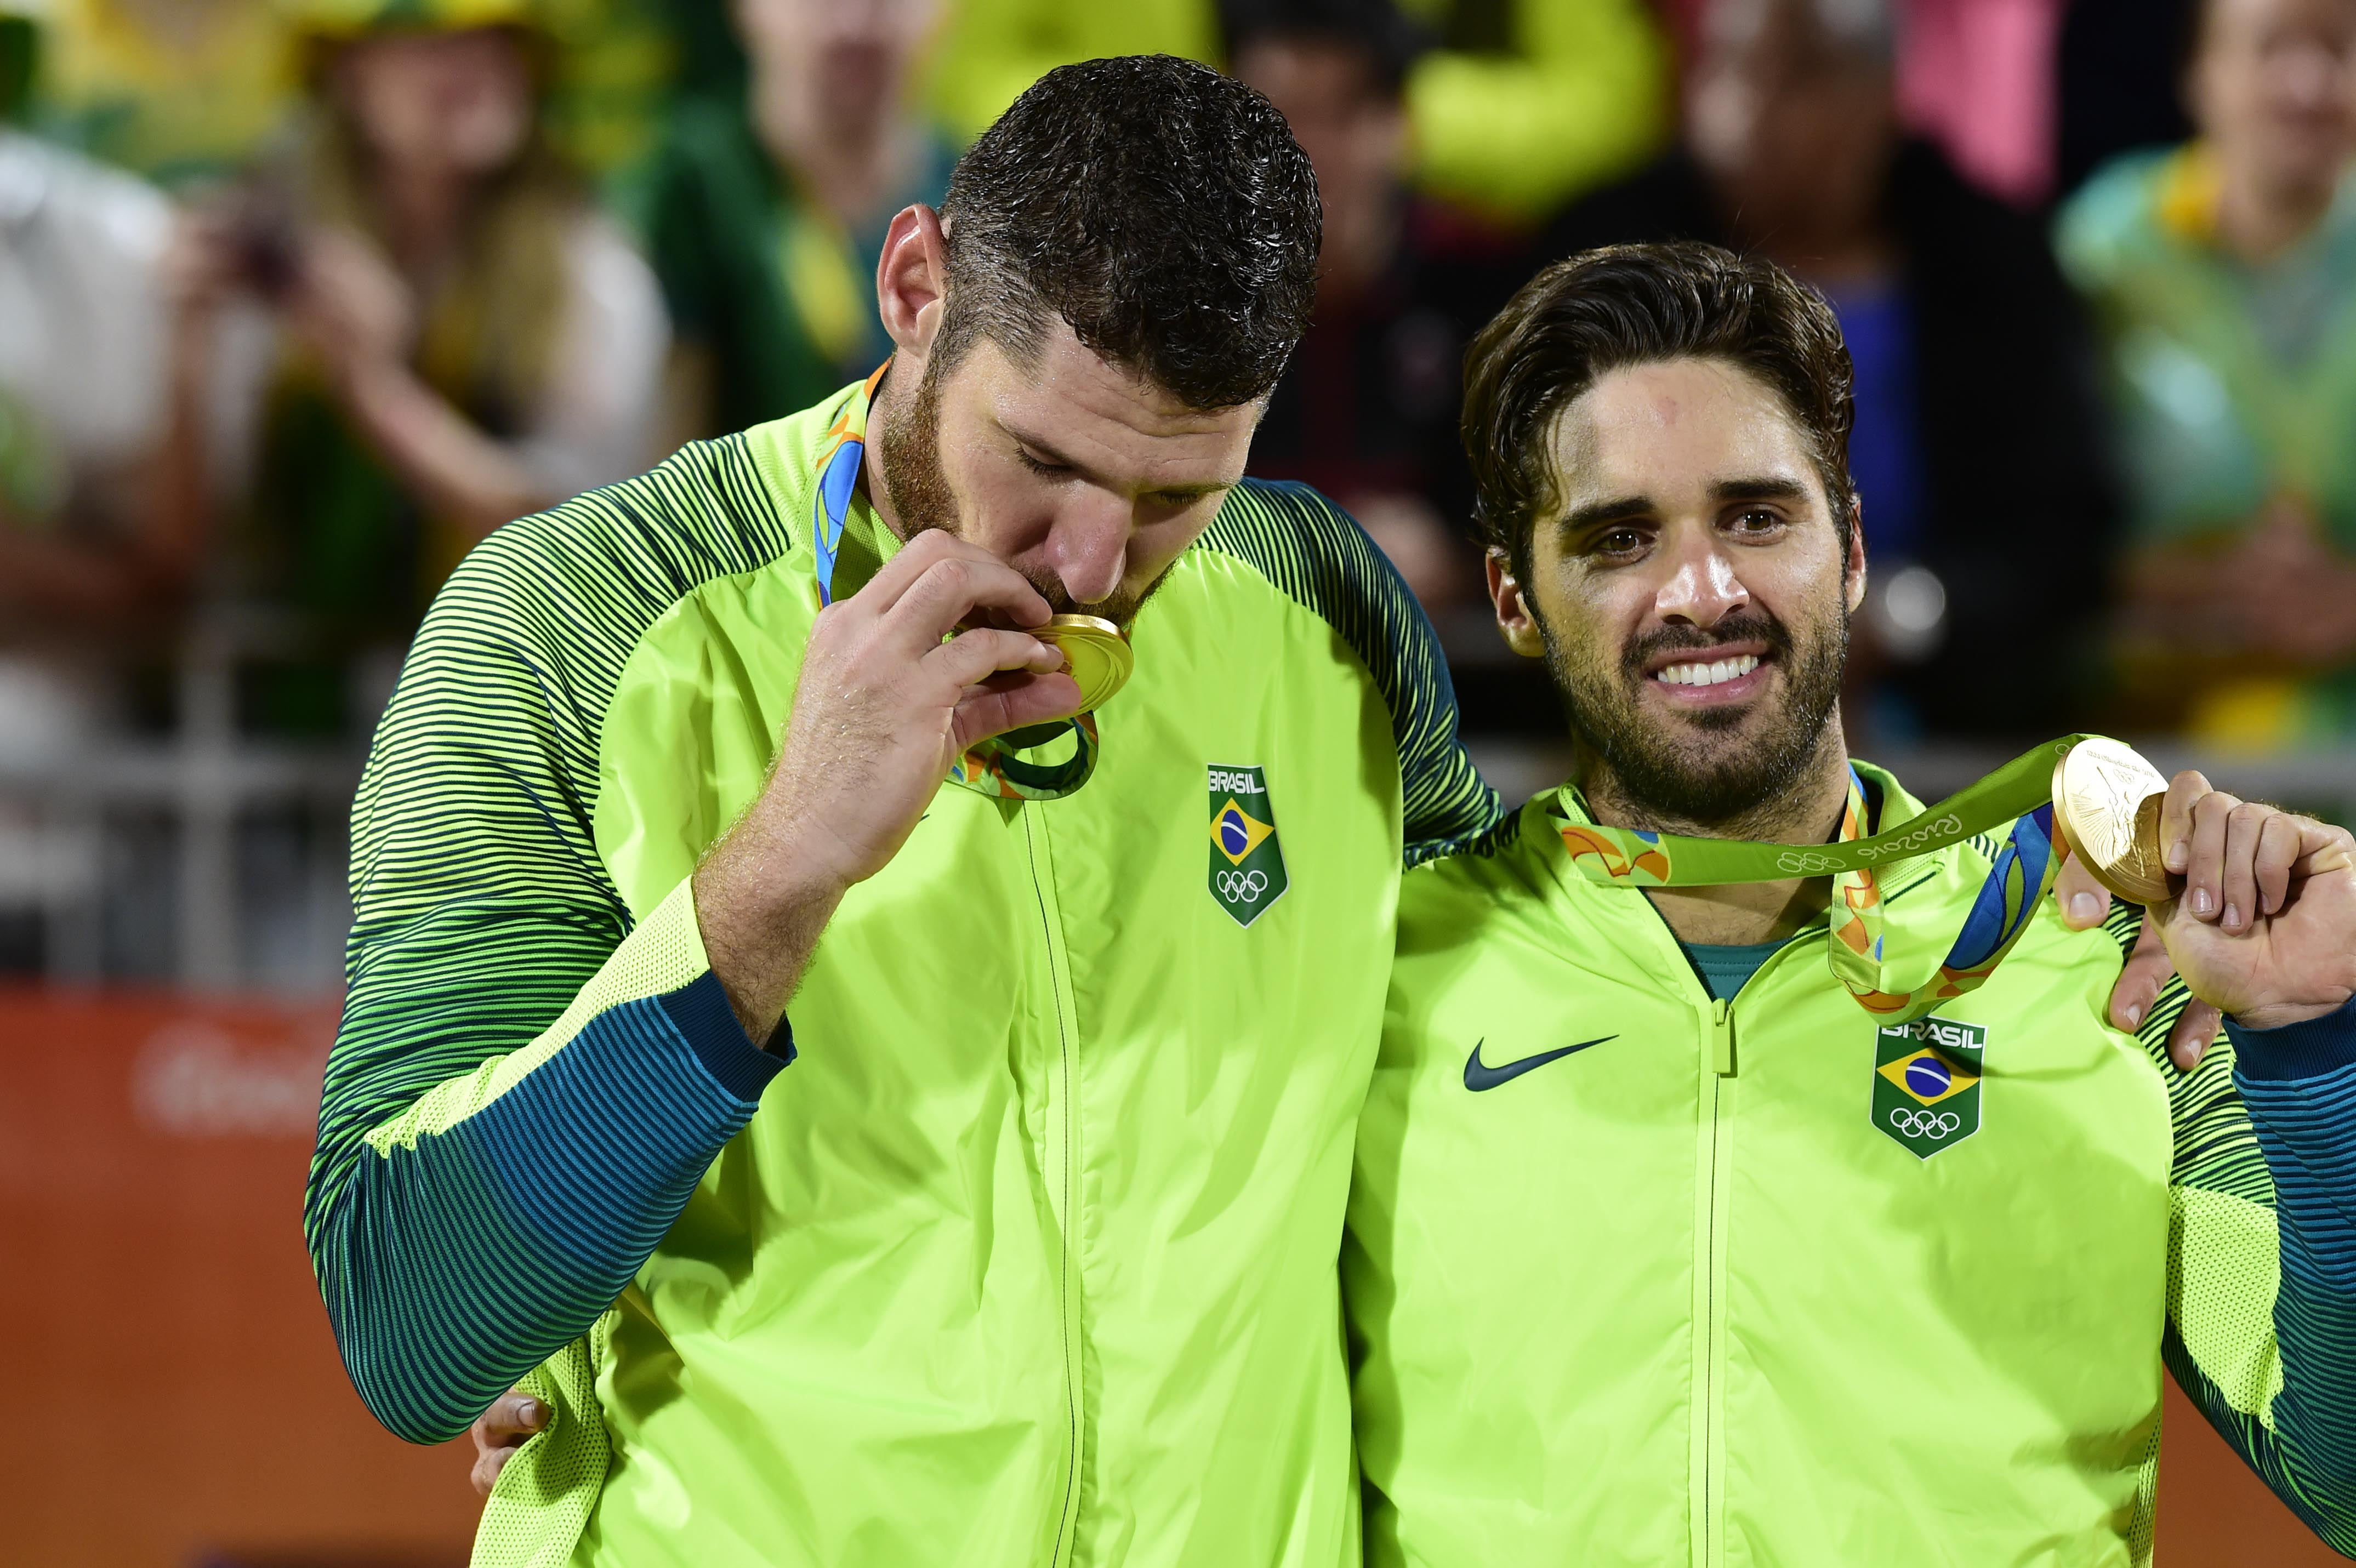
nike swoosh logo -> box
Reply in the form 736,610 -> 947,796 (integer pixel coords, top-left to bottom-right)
1463,1035 -> 1618,1092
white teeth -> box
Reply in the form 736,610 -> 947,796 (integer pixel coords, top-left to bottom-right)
1655,654 -> 1760,688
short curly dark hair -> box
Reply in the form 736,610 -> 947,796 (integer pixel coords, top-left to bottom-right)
933,55 -> 1322,411
1461,242 -> 1857,579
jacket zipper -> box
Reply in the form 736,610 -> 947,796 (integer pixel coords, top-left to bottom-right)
1690,995 -> 1734,1568
1021,804 -> 1087,1566
1680,938 -> 1810,1568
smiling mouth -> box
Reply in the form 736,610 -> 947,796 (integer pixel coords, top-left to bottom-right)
1650,653 -> 1762,689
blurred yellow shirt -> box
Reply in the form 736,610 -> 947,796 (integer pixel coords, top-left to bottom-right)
923,0 -> 1669,225
39,0 -> 297,187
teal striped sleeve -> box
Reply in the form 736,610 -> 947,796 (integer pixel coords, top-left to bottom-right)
307,435 -> 800,1444
2107,900 -> 2356,1552
1197,481 -> 1502,863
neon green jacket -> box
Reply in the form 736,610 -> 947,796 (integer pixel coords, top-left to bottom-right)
304,378 -> 1496,1566
1346,771 -> 2356,1566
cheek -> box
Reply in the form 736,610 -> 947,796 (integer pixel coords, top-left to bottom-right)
1124,513 -> 1211,583
1749,556 -> 1850,642
1527,566 -> 1625,663
942,446 -> 1051,545
451,98 -> 531,167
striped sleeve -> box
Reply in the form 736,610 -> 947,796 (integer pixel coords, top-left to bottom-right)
306,435 -> 800,1444
2111,899 -> 2356,1552
1196,481 -> 1502,863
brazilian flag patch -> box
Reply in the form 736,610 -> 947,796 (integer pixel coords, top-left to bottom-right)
1871,1014 -> 1985,1160
1208,764 -> 1287,927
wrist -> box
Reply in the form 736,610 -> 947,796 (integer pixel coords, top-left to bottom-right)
691,812 -> 853,1047
2234,997 -> 2352,1031
733,800 -> 865,910
2224,995 -> 2356,1082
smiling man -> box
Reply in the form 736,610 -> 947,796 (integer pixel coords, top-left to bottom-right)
1344,242 -> 2356,1564
304,57 -> 1496,1567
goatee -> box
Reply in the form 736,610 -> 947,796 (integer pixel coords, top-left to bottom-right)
1543,603 -> 1847,834
872,360 -> 1170,630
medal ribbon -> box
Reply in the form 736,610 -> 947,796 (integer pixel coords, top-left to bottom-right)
1555,737 -> 2084,1020
810,366 -> 1099,802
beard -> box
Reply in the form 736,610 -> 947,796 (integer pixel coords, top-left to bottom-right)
872,357 -> 1172,630
1539,600 -> 1848,833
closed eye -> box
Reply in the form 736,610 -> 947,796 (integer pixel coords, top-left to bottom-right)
1143,486 -> 1227,511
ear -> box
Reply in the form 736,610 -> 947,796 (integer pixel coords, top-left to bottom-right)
1843,494 -> 1869,616
1485,550 -> 1549,660
876,203 -> 949,362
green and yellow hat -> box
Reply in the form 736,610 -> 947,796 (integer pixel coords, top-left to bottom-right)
282,0 -> 538,42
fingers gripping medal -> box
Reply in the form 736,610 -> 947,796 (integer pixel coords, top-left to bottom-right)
941,615 -> 1131,804
2049,738 -> 2174,906
1027,614 -> 1134,715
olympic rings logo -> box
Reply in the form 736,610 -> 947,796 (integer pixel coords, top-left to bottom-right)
1889,1107 -> 1962,1140
1775,850 -> 1846,875
1217,869 -> 1268,902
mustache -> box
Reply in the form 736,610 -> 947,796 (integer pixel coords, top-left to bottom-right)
1619,609 -> 1795,679
1024,569 -> 1149,629
936,547 -> 1168,633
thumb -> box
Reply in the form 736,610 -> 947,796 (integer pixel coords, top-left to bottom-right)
2051,848 -> 2113,931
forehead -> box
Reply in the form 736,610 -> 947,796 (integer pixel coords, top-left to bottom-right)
347,28 -> 520,69
950,320 -> 1261,482
1233,35 -> 1387,105
2205,0 -> 2356,45
1547,358 -> 1822,506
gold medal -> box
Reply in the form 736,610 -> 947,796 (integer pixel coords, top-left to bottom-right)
2051,737 -> 2175,905
1028,614 -> 1134,715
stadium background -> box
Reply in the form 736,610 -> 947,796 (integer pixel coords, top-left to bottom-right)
2,0 -> 2354,1561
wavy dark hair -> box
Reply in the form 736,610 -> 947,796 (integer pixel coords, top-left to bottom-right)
933,55 -> 1322,410
1461,242 -> 1858,578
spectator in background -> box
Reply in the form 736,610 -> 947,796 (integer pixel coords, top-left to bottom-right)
0,0 -> 191,783
2057,0 -> 2201,197
2059,0 -> 2356,748
1541,0 -> 2116,745
634,0 -> 952,442
930,0 -> 1668,228
1663,0 -> 2078,210
35,0 -> 295,189
1397,0 -> 1672,226
1227,0 -> 1522,608
0,0 -> 187,636
925,0 -> 1218,145
162,0 -> 664,733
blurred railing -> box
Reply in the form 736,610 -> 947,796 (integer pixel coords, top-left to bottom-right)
0,611 -> 366,994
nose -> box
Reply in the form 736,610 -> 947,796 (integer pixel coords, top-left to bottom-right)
1046,494 -> 1131,608
1654,531 -> 1748,629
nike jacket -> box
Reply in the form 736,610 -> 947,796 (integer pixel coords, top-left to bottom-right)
1347,770 -> 2356,1566
304,375 -> 1499,1567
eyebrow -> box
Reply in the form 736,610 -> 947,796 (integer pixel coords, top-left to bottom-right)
1712,476 -> 1814,506
1004,421 -> 1236,501
1558,475 -> 1816,534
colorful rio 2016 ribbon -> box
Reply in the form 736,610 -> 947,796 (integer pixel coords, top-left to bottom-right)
811,367 -> 1100,803
1553,737 -> 2093,1022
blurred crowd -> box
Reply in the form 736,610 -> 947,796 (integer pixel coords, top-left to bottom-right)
2,0 -> 2354,842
